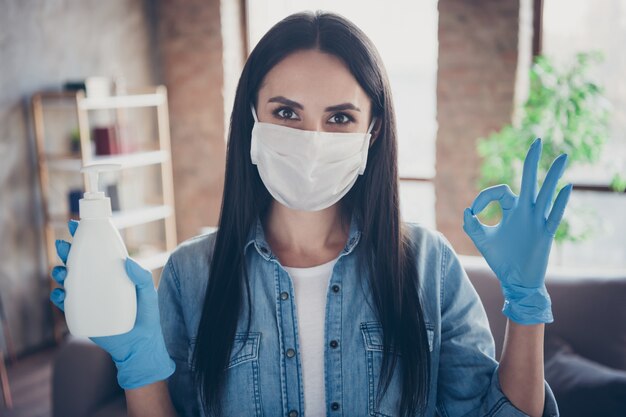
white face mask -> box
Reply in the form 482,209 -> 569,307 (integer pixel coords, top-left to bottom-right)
250,103 -> 377,211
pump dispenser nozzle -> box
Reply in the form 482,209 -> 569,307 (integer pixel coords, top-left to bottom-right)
78,163 -> 121,219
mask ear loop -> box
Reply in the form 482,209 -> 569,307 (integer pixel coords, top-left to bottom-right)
250,103 -> 259,164
358,116 -> 378,175
250,103 -> 259,123
366,116 -> 377,135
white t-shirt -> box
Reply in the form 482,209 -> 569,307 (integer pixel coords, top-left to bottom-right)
283,256 -> 339,417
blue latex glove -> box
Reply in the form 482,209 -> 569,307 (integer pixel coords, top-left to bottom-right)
463,138 -> 573,325
50,219 -> 175,389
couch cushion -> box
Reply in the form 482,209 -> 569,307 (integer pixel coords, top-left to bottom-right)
545,335 -> 626,417
543,275 -> 626,371
52,336 -> 124,417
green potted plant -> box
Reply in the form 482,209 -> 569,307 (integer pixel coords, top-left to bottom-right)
476,52 -> 624,249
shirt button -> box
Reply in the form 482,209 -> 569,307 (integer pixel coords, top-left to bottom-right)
288,410 -> 298,417
286,348 -> 296,358
330,340 -> 339,349
260,246 -> 269,254
331,402 -> 340,411
332,284 -> 340,293
280,291 -> 289,300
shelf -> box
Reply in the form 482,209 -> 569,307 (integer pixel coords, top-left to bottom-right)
38,91 -> 77,99
33,85 -> 177,344
50,204 -> 173,230
78,93 -> 164,110
134,250 -> 170,271
45,150 -> 169,172
112,204 -> 173,229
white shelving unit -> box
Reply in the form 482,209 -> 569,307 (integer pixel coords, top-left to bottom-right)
32,85 -> 178,343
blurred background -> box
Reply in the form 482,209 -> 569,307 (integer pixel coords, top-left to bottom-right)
1,0 -> 625,416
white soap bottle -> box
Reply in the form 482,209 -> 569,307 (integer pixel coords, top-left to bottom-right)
64,163 -> 137,337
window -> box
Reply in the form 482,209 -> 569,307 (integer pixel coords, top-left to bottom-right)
542,0 -> 626,268
246,1 -> 439,228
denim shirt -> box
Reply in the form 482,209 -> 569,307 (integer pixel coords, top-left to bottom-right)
158,213 -> 560,417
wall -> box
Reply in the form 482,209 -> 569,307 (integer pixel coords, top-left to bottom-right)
156,0 -> 228,241
0,0 -> 158,355
435,0 -> 521,254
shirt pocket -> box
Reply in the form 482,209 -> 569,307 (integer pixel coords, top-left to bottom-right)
361,321 -> 434,417
188,332 -> 262,417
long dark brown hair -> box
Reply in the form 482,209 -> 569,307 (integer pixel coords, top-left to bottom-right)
191,10 -> 431,417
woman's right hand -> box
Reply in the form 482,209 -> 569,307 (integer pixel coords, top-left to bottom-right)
50,219 -> 175,390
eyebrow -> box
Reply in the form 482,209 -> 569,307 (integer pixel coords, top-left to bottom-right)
268,96 -> 361,112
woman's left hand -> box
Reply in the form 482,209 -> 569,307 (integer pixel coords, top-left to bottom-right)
463,137 -> 573,325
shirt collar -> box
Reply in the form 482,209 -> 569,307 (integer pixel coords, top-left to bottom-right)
244,210 -> 362,261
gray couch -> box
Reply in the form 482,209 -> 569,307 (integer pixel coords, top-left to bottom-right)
463,256 -> 626,416
51,257 -> 626,417
52,336 -> 126,417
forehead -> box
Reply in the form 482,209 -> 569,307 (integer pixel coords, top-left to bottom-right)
258,49 -> 370,109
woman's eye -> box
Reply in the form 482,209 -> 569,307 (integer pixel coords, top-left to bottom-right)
328,113 -> 354,125
273,107 -> 299,120
271,108 -> 354,125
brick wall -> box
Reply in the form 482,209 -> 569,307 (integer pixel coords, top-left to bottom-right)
157,0 -> 229,241
435,0 -> 520,254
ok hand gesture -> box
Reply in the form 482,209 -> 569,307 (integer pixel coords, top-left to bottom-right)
463,138 -> 573,325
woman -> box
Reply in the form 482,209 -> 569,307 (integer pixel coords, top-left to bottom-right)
50,10 -> 570,417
